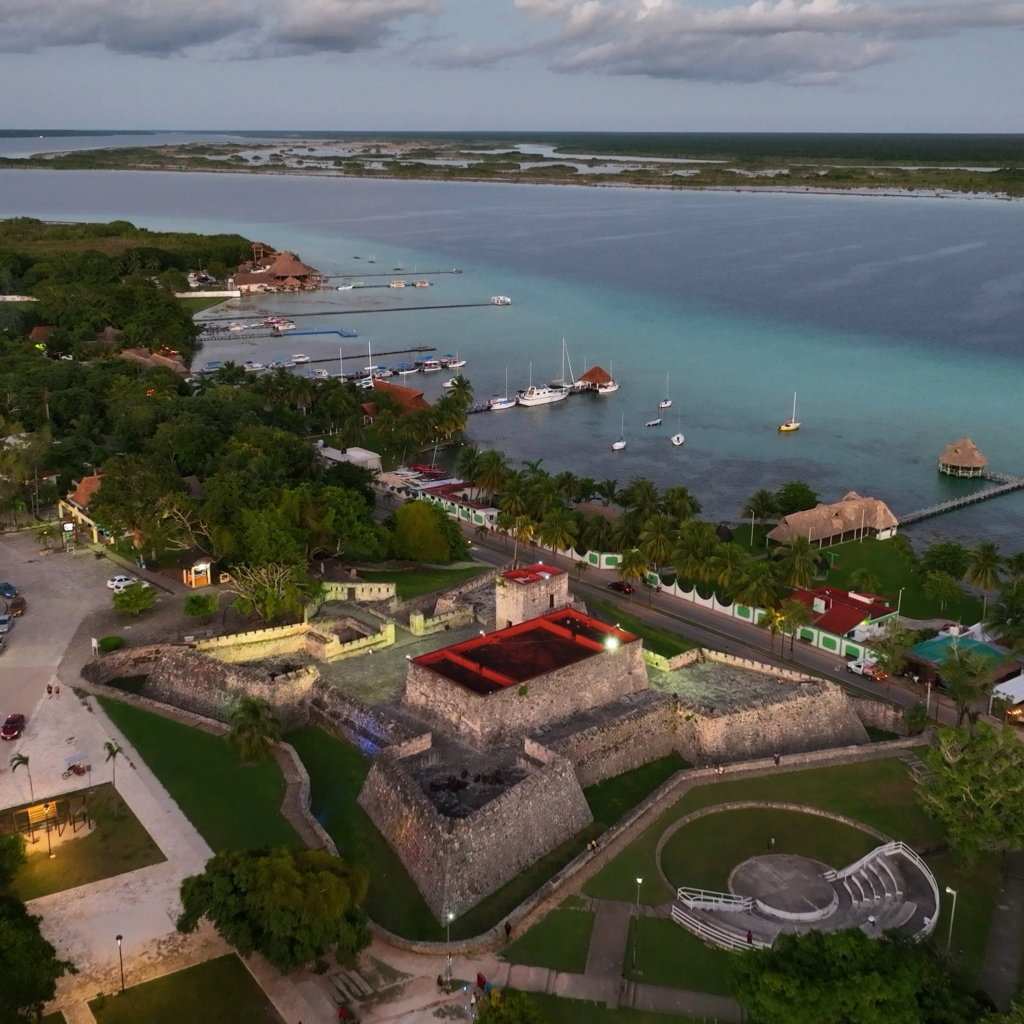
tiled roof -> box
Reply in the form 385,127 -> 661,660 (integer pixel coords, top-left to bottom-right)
791,585 -> 893,636
68,470 -> 103,510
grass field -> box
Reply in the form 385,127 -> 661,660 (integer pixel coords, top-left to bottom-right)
359,565 -> 486,599
588,599 -> 701,658
504,908 -> 595,974
39,1013 -> 67,1024
625,917 -> 734,995
99,698 -> 299,852
823,538 -> 982,621
178,296 -> 230,314
9,784 -> 165,901
659,808 -> 879,891
89,955 -> 279,1024
288,726 -> 686,941
514,990 -> 716,1023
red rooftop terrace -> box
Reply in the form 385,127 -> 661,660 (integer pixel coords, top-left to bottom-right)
413,609 -> 636,696
502,562 -> 563,585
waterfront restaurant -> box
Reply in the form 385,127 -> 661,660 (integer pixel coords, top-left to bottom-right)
938,437 -> 988,478
767,492 -> 899,548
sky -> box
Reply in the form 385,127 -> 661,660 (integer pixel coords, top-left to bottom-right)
1,0 -> 1022,132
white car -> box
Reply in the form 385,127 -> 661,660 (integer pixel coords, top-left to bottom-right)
107,575 -> 139,590
112,579 -> 151,595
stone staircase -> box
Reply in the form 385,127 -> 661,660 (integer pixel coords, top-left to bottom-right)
326,968 -> 375,1004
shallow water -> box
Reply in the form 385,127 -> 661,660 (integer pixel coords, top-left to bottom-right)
3,169 -> 1023,548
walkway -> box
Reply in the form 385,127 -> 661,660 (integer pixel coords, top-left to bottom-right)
979,851 -> 1024,1011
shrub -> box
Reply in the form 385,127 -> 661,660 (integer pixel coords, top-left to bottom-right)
97,636 -> 124,653
184,593 -> 219,622
906,702 -> 929,736
112,582 -> 156,617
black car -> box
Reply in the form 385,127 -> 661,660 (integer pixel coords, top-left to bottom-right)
608,581 -> 635,594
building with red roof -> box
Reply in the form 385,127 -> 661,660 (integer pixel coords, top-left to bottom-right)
360,378 -> 432,421
498,563 -> 569,627
787,585 -> 896,658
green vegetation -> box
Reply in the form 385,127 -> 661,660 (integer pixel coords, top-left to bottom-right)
625,916 -> 733,995
503,908 -> 595,974
588,599 -> 700,658
288,728 -> 687,940
509,991 -> 713,1024
39,1013 -> 67,1024
7,784 -> 165,901
177,296 -> 229,314
866,726 -> 900,742
659,808 -> 878,891
0,896 -> 76,1023
98,698 -> 299,851
388,500 -> 469,563
89,955 -> 279,1024
102,674 -> 148,695
359,564 -> 486,599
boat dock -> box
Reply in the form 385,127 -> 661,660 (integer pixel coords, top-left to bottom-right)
899,471 -> 1024,526
199,301 -> 496,324
324,269 -> 462,279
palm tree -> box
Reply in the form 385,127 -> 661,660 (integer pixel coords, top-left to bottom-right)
526,477 -> 563,521
594,478 -> 618,507
538,508 -> 577,557
777,535 -> 816,589
870,619 -> 916,679
620,477 -> 660,520
521,458 -> 545,477
433,394 -> 467,441
618,547 -> 649,589
673,521 -> 720,584
104,741 -> 124,792
638,513 -> 677,572
965,541 -> 1003,619
446,374 -> 473,406
576,477 -> 597,503
986,578 -> 1024,645
710,542 -> 749,596
499,472 -> 529,519
1005,552 -> 1024,580
10,751 -> 33,801
511,515 -> 535,567
474,450 -> 509,501
582,513 -> 613,555
849,567 -> 882,594
661,486 -> 702,523
456,445 -> 480,485
574,559 -> 590,580
760,606 -> 784,653
742,489 -> 779,543
609,509 -> 644,552
228,696 -> 281,761
734,561 -> 782,611
495,511 -> 515,552
779,598 -> 815,654
940,647 -> 1000,728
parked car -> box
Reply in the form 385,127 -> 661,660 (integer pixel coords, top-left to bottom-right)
106,575 -> 139,590
0,613 -> 12,634
608,581 -> 635,594
1,713 -> 25,740
112,579 -> 151,595
0,582 -> 17,599
8,596 -> 26,616
847,658 -> 887,680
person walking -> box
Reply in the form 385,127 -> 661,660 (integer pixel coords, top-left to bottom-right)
746,930 -> 753,944
504,920 -> 512,942
46,683 -> 52,699
773,751 -> 781,768
54,684 -> 60,697
769,837 -> 776,851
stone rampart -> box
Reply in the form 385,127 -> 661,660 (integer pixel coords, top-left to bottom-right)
358,741 -> 593,920
847,692 -> 909,736
80,644 -> 173,684
308,681 -> 421,756
395,569 -> 496,618
408,606 -> 475,636
404,639 -> 648,748
193,620 -> 394,663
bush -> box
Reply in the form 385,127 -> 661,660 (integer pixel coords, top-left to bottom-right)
0,834 -> 27,886
906,702 -> 930,736
97,635 -> 124,653
184,593 -> 219,622
112,582 -> 156,617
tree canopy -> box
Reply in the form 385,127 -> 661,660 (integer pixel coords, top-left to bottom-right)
177,846 -> 370,973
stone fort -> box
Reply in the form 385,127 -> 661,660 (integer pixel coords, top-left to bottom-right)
82,562 -> 905,924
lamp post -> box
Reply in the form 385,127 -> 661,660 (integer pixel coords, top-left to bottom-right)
633,877 -> 643,972
116,934 -> 125,992
897,587 -> 906,619
42,804 -> 54,859
446,912 -> 454,985
945,886 -> 958,951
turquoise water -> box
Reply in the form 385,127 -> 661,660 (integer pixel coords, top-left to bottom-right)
3,170 -> 1023,547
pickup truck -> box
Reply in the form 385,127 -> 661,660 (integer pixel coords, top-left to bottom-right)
847,658 -> 888,681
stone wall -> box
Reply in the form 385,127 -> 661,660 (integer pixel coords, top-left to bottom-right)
81,644 -> 171,684
848,692 -> 909,736
396,569 -> 497,619
408,606 -> 475,636
308,681 -> 422,756
403,639 -> 648,748
193,620 -> 395,663
141,648 -> 318,730
358,741 -> 593,920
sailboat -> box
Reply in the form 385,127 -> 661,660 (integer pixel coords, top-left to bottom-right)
550,338 -> 579,391
611,415 -> 626,450
646,405 -> 662,428
671,412 -> 684,446
490,366 -> 516,411
779,392 -> 801,433
659,372 -> 673,410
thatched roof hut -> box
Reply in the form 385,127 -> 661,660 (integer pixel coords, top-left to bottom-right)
578,366 -> 613,385
767,492 -> 898,547
938,438 -> 988,478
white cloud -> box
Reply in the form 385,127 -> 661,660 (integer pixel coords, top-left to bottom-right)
0,0 -> 437,56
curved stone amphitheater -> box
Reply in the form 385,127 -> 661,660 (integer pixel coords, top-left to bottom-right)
670,842 -> 940,951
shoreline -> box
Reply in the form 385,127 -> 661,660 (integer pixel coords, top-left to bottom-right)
0,162 -> 1017,203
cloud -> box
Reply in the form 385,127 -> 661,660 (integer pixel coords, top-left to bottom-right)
508,0 -> 1024,83
0,0 -> 437,56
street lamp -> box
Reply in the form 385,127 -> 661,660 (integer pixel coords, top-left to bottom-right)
633,878 -> 643,972
42,804 -> 55,859
116,934 -> 125,992
897,587 -> 906,619
945,886 -> 958,950
446,912 -> 454,985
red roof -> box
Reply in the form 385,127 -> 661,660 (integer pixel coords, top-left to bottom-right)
791,586 -> 893,636
68,470 -> 103,510
422,482 -> 494,510
363,378 -> 431,417
578,366 -> 613,385
414,610 -> 636,695
29,326 -> 55,343
503,563 -> 563,585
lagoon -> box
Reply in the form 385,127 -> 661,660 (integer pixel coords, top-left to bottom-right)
3,169 -> 1023,547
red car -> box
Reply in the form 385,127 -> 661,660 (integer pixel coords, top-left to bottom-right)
8,596 -> 25,617
608,582 -> 635,594
1,714 -> 25,740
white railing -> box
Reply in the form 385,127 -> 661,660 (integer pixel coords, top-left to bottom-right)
671,904 -> 770,951
676,886 -> 753,912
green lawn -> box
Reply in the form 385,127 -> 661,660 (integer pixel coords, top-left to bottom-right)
866,726 -> 900,742
39,1012 -> 67,1024
359,565 -> 487,599
625,917 -> 734,996
179,296 -> 230,314
102,674 -> 149,695
585,758 -> 937,906
512,990 -> 719,1023
823,538 -> 982,621
660,808 -> 879,891
288,729 -> 687,941
89,955 -> 279,1024
504,908 -> 595,974
98,698 -> 299,852
588,599 -> 701,658
8,784 -> 165,901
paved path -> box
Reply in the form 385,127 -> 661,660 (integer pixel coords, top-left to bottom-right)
585,900 -> 632,979
979,851 -> 1024,1011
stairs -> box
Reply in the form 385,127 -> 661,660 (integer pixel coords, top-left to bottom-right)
327,969 -> 375,1004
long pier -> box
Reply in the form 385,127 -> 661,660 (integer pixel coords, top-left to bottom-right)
199,301 -> 494,323
899,472 -> 1024,525
324,269 -> 462,279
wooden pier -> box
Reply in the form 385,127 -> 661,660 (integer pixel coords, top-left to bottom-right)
899,472 -> 1024,526
199,301 -> 494,323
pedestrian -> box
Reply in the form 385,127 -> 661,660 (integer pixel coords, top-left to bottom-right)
470,992 -> 477,1010
338,1008 -> 346,1021
46,684 -> 53,699
504,920 -> 512,942
320,561 -> 325,576
54,685 -> 60,697
773,750 -> 781,768
746,930 -> 753,944
437,974 -> 445,992
769,837 -> 775,851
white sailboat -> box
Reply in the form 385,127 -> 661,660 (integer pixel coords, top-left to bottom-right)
611,415 -> 626,450
645,406 -> 662,427
490,366 -> 516,411
659,371 -> 672,410
550,338 -> 578,390
597,358 -> 620,395
671,412 -> 684,446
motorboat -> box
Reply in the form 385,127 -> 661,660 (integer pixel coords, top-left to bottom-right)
338,284 -> 354,291
243,361 -> 264,372
597,380 -> 620,395
395,362 -> 418,376
646,417 -> 662,428
612,416 -> 626,450
443,378 -> 458,389
490,295 -> 512,305
779,392 -> 801,433
307,368 -> 330,380
292,354 -> 310,364
389,280 -> 406,288
517,385 -> 567,407
200,361 -> 222,373
414,280 -> 431,288
659,371 -> 673,410
419,358 -> 442,372
441,354 -> 466,368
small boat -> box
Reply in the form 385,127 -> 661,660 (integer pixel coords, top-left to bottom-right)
243,361 -> 263,372
227,322 -> 244,332
414,280 -> 431,288
443,378 -> 458,389
292,354 -> 310,364
200,361 -> 222,373
659,372 -> 673,410
419,358 -> 442,373
395,362 -> 418,376
611,416 -> 626,451
368,255 -> 376,264
518,385 -> 567,406
671,412 -> 684,446
490,367 -> 516,410
394,263 -> 404,272
646,417 -> 662,428
597,358 -> 619,394
389,280 -> 406,289
779,392 -> 801,433
441,353 -> 466,368
338,284 -> 354,291
550,338 -> 577,390
490,295 -> 512,306
307,368 -> 330,380
353,256 -> 361,260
